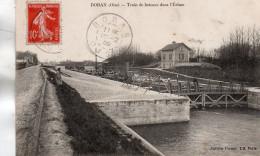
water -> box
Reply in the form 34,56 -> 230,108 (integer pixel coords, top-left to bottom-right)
131,108 -> 260,156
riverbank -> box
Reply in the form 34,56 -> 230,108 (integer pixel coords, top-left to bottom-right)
44,68 -> 152,155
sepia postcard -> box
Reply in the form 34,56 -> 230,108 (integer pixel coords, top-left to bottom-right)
15,0 -> 260,155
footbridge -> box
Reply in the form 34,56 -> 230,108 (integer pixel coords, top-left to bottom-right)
121,70 -> 248,109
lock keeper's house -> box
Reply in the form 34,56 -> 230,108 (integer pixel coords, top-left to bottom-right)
160,41 -> 191,69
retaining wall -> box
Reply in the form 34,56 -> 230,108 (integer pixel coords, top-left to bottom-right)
93,98 -> 190,126
248,88 -> 260,110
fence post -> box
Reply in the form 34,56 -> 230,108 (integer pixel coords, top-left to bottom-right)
225,94 -> 228,108
202,93 -> 205,109
207,82 -> 211,92
219,82 -> 223,92
158,75 -> 161,93
168,78 -> 172,94
229,81 -> 233,92
187,81 -> 190,93
178,82 -> 182,93
193,78 -> 199,92
240,82 -> 244,92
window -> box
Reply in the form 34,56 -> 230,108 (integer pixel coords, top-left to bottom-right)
179,54 -> 184,61
169,54 -> 172,60
163,54 -> 166,60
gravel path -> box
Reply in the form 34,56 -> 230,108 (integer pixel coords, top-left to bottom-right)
16,66 -> 44,156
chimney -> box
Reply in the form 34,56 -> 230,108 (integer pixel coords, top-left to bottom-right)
172,41 -> 176,44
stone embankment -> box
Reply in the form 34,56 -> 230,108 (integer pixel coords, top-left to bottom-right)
248,88 -> 260,110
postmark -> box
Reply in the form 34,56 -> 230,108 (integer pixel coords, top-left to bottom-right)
86,13 -> 133,58
27,2 -> 62,53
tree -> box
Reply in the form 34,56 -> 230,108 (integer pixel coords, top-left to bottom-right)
216,26 -> 260,68
107,44 -> 157,67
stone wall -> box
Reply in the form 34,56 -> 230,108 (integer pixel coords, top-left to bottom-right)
94,98 -> 190,126
248,88 -> 260,110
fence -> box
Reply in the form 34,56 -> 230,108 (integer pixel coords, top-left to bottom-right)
122,71 -> 248,108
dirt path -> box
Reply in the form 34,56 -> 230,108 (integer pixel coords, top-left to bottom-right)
16,66 -> 44,156
38,80 -> 73,156
16,66 -> 73,156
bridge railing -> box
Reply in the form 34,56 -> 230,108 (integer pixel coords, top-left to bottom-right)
117,71 -> 248,108
121,71 -> 246,95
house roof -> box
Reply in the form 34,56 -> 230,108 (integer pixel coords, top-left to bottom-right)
160,42 -> 191,51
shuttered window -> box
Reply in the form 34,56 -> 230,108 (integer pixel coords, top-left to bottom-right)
179,54 -> 184,60
163,54 -> 166,60
169,54 -> 172,60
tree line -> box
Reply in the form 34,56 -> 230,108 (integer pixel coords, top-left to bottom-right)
106,44 -> 157,67
215,26 -> 260,68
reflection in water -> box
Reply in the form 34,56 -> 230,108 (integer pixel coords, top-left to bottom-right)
131,108 -> 260,156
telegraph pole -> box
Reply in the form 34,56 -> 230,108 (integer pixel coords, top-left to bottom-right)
95,54 -> 98,72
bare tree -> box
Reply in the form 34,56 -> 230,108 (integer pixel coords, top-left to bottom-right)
217,26 -> 260,68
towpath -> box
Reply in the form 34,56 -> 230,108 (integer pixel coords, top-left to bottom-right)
61,69 -> 185,103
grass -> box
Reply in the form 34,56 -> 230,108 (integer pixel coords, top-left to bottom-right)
43,68 -> 152,155
127,66 -> 259,87
169,66 -> 259,86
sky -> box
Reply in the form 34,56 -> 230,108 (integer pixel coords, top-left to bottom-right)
16,0 -> 260,62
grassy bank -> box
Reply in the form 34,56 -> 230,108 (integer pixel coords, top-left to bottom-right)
168,66 -> 259,86
128,67 -> 259,87
43,68 -> 151,155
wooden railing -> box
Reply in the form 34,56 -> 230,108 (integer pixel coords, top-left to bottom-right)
122,72 -> 248,108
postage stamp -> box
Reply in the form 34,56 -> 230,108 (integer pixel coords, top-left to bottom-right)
86,13 -> 133,58
27,3 -> 60,44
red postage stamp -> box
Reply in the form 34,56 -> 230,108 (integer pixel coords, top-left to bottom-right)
27,3 -> 60,44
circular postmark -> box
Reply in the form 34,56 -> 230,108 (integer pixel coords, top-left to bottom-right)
86,13 -> 133,59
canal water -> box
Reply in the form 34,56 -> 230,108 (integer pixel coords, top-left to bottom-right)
131,108 -> 260,156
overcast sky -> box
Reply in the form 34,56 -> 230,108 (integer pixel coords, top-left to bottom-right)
16,0 -> 260,62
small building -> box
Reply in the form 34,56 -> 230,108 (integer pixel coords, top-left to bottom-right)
24,55 -> 34,64
16,53 -> 37,69
160,41 -> 191,69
